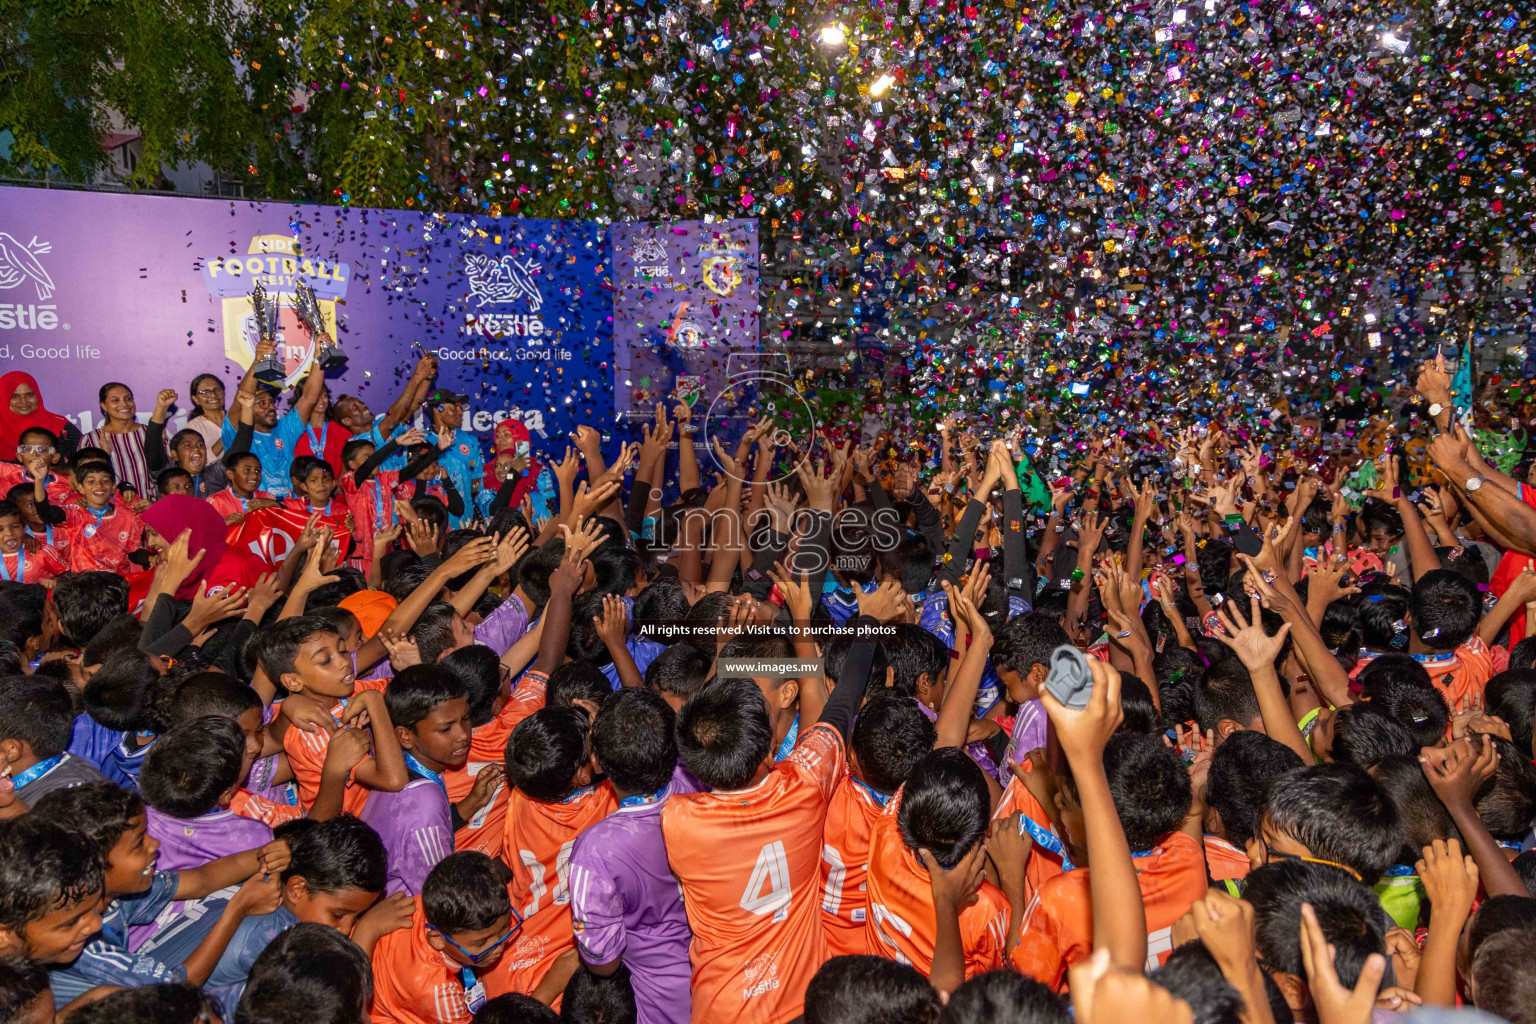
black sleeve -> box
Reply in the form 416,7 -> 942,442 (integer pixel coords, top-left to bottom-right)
227,419 -> 255,456
868,478 -> 893,514
34,492 -> 65,526
203,619 -> 257,680
935,499 -> 987,588
450,803 -> 468,832
816,615 -> 879,739
906,484 -> 947,568
400,447 -> 442,483
798,511 -> 835,611
1002,487 -> 1029,603
353,440 -> 401,486
487,472 -> 522,518
145,419 -> 168,473
441,477 -> 465,517
139,595 -> 189,657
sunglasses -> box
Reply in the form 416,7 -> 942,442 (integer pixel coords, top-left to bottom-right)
427,912 -> 522,965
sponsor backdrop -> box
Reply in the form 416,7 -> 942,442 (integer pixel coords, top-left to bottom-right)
0,187 -> 759,447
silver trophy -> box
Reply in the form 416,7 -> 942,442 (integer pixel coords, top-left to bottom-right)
295,279 -> 347,371
249,283 -> 287,387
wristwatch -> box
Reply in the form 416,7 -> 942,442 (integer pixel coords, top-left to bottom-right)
1427,402 -> 1444,418
1465,475 -> 1484,492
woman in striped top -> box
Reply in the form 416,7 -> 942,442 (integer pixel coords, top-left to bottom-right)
82,382 -> 155,502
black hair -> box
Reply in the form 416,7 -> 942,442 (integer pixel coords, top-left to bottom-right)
82,648 -> 161,731
421,851 -> 512,934
168,427 -> 205,453
1299,496 -> 1333,537
0,585 -> 45,658
939,969 -> 1066,1024
1358,498 -> 1404,540
52,571 -> 130,649
1364,676 -> 1449,750
139,716 -> 245,819
66,983 -> 222,1024
410,495 -> 451,538
886,624 -> 950,699
75,460 -> 115,485
81,612 -> 144,669
1466,894 -> 1536,964
0,673 -> 75,759
675,677 -> 773,791
591,545 -> 639,599
1355,652 -> 1432,695
15,425 -> 57,449
408,602 -> 461,665
473,994 -> 561,1024
381,558 -> 436,604
0,955 -> 49,1020
234,921 -> 374,1024
1328,703 -> 1416,771
155,467 -> 193,495
1513,851 -> 1536,898
592,687 -> 677,796
548,660 -> 614,710
0,815 -> 104,934
1263,763 -> 1405,883
1471,928 -> 1536,1024
1410,569 -> 1481,651
1356,583 -> 1413,652
1115,674 -> 1162,735
1205,730 -> 1305,849
1372,754 -> 1460,865
32,781 -> 145,860
631,576 -> 689,644
1153,647 -> 1207,727
1194,657 -> 1261,734
281,814 -> 387,894
1472,736 -> 1536,841
69,446 -> 109,472
0,501 -> 19,526
385,664 -> 469,731
990,612 -> 1070,678
1246,859 -> 1393,987
441,529 -> 490,591
824,635 -> 891,692
288,454 -> 332,486
340,436 -> 376,467
564,592 -> 613,668
644,643 -> 713,699
160,673 -> 263,733
897,747 -> 991,868
251,615 -> 339,684
440,644 -> 506,727
1105,732 -> 1192,854
1509,636 -> 1536,672
1151,942 -> 1244,1024
805,955 -> 940,1024
505,705 -> 592,803
307,576 -> 368,616
221,448 -> 261,475
513,540 -> 566,613
851,695 -> 936,795
1486,670 -> 1536,759
561,962 -> 637,1024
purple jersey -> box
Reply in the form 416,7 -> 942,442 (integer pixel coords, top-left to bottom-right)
568,767 -> 697,1024
360,776 -> 453,896
134,808 -> 272,949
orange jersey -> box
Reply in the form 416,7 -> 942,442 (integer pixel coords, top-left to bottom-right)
863,788 -> 1009,977
370,900 -> 478,1024
446,672 -> 547,856
994,777 -> 1069,899
499,780 -> 617,993
1011,830 -> 1209,990
229,788 -> 304,828
281,677 -> 389,817
661,722 -> 847,1024
1417,637 -> 1494,709
1204,835 -> 1251,882
819,777 -> 886,957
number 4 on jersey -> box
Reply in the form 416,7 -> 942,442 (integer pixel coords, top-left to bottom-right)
740,841 -> 792,920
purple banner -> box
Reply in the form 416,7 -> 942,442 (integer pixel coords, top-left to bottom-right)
0,187 -> 618,443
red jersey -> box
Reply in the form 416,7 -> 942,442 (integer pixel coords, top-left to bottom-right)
1011,830 -> 1208,989
819,777 -> 887,957
0,464 -> 74,507
293,420 -> 353,479
500,779 -> 617,993
1493,483 -> 1536,648
281,677 -> 389,817
1414,637 -> 1495,709
661,722 -> 847,1024
339,470 -> 405,575
62,499 -> 142,573
863,788 -> 1010,977
206,487 -> 272,520
0,544 -> 67,584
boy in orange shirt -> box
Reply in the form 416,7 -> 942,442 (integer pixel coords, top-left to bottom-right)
820,695 -> 935,957
258,614 -> 409,817
662,614 -> 879,1024
1407,569 -> 1494,709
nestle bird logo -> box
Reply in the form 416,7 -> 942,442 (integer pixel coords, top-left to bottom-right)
0,234 -> 55,301
464,253 -> 543,312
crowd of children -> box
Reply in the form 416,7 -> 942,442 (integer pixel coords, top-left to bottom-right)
0,352 -> 1533,1024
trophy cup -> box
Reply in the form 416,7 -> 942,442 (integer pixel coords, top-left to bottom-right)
248,283 -> 287,387
295,279 -> 347,371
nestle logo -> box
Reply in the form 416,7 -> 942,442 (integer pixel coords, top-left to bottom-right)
0,303 -> 60,330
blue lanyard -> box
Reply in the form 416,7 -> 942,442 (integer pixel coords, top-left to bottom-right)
404,752 -> 447,799
1019,813 -> 1075,872
559,783 -> 596,804
0,549 -> 23,583
85,504 -> 110,526
12,754 -> 61,790
26,524 -> 52,546
620,783 -> 669,809
374,479 -> 392,527
305,421 -> 328,457
773,712 -> 800,763
233,491 -> 252,512
851,777 -> 891,807
307,499 -> 333,516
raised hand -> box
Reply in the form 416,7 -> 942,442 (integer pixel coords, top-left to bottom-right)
553,446 -> 581,489
440,534 -> 498,577
592,593 -> 631,651
405,518 -> 440,557
378,628 -> 421,670
487,526 -> 531,575
766,561 -> 813,623
1214,594 -> 1292,671
1298,902 -> 1385,1024
1419,736 -> 1499,812
858,580 -> 912,626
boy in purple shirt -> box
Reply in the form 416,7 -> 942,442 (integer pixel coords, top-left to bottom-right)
570,688 -> 694,1024
362,664 -> 496,896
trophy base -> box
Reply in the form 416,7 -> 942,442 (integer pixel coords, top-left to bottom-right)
252,357 -> 287,387
317,349 -> 349,372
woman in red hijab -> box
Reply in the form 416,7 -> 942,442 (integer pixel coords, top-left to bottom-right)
0,371 -> 77,462
140,493 -> 266,600
480,418 -> 542,516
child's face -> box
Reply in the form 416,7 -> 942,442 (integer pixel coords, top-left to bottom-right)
104,813 -> 161,896
402,696 -> 473,770
174,436 -> 207,474
1001,664 -> 1041,705
427,912 -> 515,969
299,468 -> 335,504
9,493 -> 40,528
229,457 -> 262,495
284,632 -> 354,700
236,706 -> 266,785
79,471 -> 114,508
0,515 -> 23,554
1366,526 -> 1401,556
163,475 -> 194,497
344,444 -> 375,472
10,893 -> 104,965
283,878 -> 380,936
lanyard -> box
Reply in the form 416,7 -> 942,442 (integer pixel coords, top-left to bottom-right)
26,524 -> 52,546
773,712 -> 800,763
619,783 -> 669,809
12,754 -> 61,790
559,783 -> 596,805
1019,813 -> 1075,872
82,504 -> 110,538
307,499 -> 333,516
851,777 -> 891,808
305,421 -> 328,457
404,752 -> 447,798
0,549 -> 23,583
374,479 -> 393,527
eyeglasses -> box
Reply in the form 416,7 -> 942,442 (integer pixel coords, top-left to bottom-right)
427,913 -> 521,965
194,387 -> 224,398
16,445 -> 53,456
